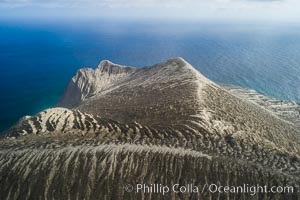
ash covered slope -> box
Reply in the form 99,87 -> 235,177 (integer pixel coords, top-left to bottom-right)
58,57 -> 300,153
1,58 -> 300,200
58,58 -> 214,127
224,85 -> 300,126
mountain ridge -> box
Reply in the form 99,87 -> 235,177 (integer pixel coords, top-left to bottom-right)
1,58 -> 299,199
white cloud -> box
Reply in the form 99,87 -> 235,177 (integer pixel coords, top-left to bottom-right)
0,0 -> 299,21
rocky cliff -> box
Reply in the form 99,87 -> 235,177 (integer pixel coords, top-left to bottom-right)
1,58 -> 299,200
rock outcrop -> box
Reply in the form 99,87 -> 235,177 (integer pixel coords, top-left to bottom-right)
1,58 -> 299,200
58,60 -> 137,108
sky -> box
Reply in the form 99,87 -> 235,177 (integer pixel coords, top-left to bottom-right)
0,0 -> 299,22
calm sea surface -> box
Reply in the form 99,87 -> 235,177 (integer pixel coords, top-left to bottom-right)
1,19 -> 300,132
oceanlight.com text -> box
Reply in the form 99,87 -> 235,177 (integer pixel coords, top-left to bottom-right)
124,183 -> 295,196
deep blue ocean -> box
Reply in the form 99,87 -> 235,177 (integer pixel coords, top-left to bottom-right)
1,19 -> 300,132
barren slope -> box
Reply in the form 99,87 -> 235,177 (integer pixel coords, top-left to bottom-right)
1,58 -> 299,200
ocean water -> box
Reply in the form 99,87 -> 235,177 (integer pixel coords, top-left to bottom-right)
1,19 -> 300,132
